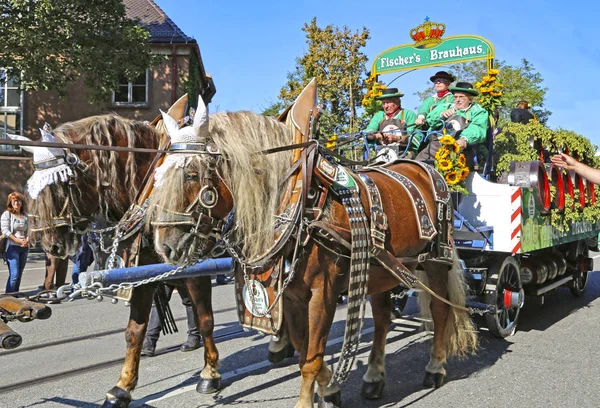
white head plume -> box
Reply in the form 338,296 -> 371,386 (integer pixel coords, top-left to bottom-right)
154,96 -> 210,187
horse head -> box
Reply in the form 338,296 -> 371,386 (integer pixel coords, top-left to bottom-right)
148,97 -> 292,266
148,98 -> 233,265
13,116 -> 160,258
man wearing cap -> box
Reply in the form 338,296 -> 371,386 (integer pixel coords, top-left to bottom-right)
415,81 -> 488,160
365,87 -> 418,154
415,71 -> 456,129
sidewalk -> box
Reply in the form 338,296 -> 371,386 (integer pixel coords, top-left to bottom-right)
0,250 -> 80,295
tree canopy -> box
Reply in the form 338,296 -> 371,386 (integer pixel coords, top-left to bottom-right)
0,0 -> 162,102
415,59 -> 551,124
263,18 -> 370,137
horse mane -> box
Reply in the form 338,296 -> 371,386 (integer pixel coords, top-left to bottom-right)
148,111 -> 293,259
50,114 -> 161,220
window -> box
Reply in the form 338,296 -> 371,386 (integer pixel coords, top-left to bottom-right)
0,69 -> 23,153
112,71 -> 149,106
0,69 -> 20,109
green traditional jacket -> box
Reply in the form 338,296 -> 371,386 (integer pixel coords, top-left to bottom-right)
366,109 -> 419,149
452,103 -> 489,145
417,93 -> 454,130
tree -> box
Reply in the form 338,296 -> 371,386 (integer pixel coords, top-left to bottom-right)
415,59 -> 551,124
0,0 -> 162,102
263,18 -> 370,137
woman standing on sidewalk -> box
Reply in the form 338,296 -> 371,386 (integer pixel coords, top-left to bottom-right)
1,192 -> 30,293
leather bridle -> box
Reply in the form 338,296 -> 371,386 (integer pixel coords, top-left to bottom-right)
29,152 -> 95,234
150,142 -> 231,263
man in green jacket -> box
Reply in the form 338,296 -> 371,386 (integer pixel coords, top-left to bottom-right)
415,71 -> 455,130
415,81 -> 489,160
366,88 -> 418,156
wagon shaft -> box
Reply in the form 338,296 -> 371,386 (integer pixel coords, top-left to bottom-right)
0,320 -> 22,349
0,296 -> 52,321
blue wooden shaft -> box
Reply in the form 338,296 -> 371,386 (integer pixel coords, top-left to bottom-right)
78,258 -> 233,287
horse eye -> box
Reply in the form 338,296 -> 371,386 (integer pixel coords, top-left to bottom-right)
184,172 -> 199,181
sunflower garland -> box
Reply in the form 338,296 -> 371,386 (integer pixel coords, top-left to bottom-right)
433,132 -> 470,194
362,73 -> 388,116
475,68 -> 504,115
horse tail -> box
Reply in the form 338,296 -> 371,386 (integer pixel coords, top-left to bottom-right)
415,251 -> 478,357
444,252 -> 479,357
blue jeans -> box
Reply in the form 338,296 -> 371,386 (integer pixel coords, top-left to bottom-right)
5,244 -> 28,293
71,238 -> 94,284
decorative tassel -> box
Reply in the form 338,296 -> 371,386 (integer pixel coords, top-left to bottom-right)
27,164 -> 74,199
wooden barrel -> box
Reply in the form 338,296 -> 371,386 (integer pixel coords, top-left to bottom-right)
584,178 -> 596,206
545,163 -> 565,211
508,161 -> 551,214
569,170 -> 586,209
563,171 -> 575,209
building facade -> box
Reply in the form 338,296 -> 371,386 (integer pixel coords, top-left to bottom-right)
0,0 -> 215,199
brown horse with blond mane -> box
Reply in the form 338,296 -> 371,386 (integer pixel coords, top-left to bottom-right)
12,106 -> 225,408
149,81 -> 478,407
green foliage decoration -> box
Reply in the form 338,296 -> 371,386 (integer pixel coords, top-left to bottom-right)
494,122 -> 600,231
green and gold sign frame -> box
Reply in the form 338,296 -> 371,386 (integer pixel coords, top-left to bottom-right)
372,18 -> 495,75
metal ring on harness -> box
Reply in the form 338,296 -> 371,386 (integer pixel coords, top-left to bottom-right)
199,185 -> 218,209
65,152 -> 79,166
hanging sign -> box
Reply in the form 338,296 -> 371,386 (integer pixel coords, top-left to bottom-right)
372,18 -> 494,74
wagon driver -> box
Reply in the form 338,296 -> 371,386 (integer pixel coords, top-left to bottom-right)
365,87 -> 418,155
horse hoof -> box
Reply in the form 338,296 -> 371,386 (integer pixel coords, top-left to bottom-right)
423,372 -> 445,389
268,343 -> 295,364
196,377 -> 221,394
318,390 -> 342,408
361,379 -> 385,399
102,386 -> 132,408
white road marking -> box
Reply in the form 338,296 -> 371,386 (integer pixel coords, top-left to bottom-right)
130,322 -> 419,407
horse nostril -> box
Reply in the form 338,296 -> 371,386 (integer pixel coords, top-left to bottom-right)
50,244 -> 60,254
162,244 -> 172,258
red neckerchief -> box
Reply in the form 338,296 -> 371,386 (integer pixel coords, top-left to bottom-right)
385,107 -> 401,119
436,90 -> 449,99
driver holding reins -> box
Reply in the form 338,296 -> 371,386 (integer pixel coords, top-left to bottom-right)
365,87 -> 419,157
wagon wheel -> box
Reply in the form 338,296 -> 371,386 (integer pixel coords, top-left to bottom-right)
567,239 -> 589,297
484,256 -> 524,338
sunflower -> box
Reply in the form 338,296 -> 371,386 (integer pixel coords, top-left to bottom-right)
459,167 -> 470,180
452,142 -> 461,153
445,171 -> 460,185
437,159 -> 453,171
457,154 -> 467,167
439,135 -> 456,146
435,148 -> 450,160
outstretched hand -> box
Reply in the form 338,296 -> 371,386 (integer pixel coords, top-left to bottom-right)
551,153 -> 577,171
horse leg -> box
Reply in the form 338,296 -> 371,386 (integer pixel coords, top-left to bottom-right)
184,277 -> 221,394
422,261 -> 450,389
268,317 -> 295,364
361,291 -> 392,400
291,283 -> 340,407
103,285 -> 155,408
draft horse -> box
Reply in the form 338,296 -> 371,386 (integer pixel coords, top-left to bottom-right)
13,108 -> 223,407
149,81 -> 478,408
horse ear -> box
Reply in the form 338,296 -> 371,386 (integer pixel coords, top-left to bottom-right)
39,128 -> 57,143
6,133 -> 36,154
193,95 -> 209,137
160,110 -> 180,138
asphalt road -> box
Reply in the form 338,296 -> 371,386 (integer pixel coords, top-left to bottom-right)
1,255 -> 599,408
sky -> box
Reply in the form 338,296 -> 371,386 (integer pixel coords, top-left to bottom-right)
155,0 -> 600,147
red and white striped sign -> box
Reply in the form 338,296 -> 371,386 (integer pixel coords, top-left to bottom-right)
510,189 -> 522,254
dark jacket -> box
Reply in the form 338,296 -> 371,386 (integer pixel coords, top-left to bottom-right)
510,108 -> 535,124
